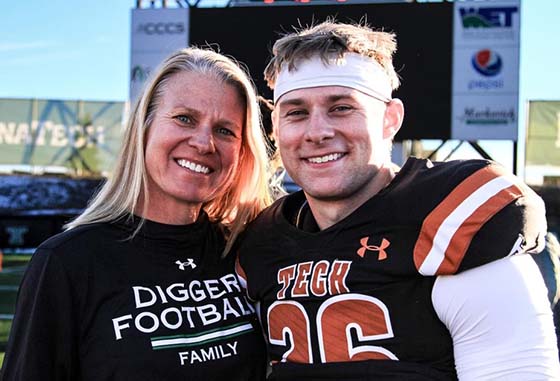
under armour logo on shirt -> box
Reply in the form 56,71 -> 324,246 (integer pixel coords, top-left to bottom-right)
175,259 -> 196,270
357,237 -> 390,260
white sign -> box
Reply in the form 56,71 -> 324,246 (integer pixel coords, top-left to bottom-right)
451,0 -> 520,141
130,8 -> 190,101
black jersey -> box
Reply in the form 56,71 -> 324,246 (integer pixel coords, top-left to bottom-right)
1,213 -> 266,381
236,158 -> 546,380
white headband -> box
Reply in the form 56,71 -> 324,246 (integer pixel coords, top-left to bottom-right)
273,53 -> 393,103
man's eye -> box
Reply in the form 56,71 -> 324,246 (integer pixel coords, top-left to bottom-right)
285,109 -> 307,117
331,105 -> 353,113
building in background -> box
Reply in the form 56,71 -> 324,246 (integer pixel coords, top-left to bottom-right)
525,100 -> 560,185
0,98 -> 126,176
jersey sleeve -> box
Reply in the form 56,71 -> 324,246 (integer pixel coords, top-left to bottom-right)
234,253 -> 256,302
432,255 -> 560,380
1,248 -> 79,381
414,161 -> 547,275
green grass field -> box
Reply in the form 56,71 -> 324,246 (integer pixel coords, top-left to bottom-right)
0,255 -> 28,316
0,320 -> 12,344
0,254 -> 30,368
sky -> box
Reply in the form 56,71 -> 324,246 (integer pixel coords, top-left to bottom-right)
0,0 -> 558,174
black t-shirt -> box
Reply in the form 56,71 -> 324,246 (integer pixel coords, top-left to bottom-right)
1,213 -> 267,381
237,157 -> 546,381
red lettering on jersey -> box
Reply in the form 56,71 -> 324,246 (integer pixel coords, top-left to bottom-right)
277,265 -> 296,300
310,260 -> 329,296
329,261 -> 351,295
268,295 -> 397,364
277,260 -> 352,298
317,294 -> 397,362
292,262 -> 313,297
268,301 -> 313,363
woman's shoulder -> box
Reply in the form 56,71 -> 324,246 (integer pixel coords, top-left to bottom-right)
38,222 -> 115,251
25,222 -> 124,280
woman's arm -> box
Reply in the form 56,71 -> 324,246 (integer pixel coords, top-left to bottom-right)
1,248 -> 79,381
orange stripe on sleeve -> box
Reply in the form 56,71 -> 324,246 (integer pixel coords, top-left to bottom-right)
436,184 -> 523,274
414,165 -> 523,275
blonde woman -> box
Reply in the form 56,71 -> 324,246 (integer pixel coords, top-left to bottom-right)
2,48 -> 271,381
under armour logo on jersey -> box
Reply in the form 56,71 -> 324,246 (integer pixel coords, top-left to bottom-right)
357,237 -> 390,260
175,259 -> 196,270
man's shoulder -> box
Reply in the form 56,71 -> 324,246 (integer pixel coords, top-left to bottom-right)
395,157 -> 529,216
244,192 -> 304,236
400,157 -> 546,275
397,157 -> 496,191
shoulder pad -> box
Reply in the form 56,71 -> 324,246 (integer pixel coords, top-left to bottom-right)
413,161 -> 546,275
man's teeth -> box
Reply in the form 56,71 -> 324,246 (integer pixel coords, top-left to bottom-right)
308,153 -> 343,164
177,159 -> 210,174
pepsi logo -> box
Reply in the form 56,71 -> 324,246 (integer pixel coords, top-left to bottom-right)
471,49 -> 502,77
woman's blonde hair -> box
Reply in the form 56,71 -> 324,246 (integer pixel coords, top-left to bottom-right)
67,47 -> 272,254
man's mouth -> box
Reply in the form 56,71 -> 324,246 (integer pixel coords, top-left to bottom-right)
307,153 -> 345,164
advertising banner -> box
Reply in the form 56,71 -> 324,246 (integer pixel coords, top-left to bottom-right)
130,8 -> 190,101
0,98 -> 125,174
526,101 -> 560,167
451,0 -> 520,140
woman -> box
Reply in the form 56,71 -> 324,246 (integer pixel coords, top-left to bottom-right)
1,48 -> 271,380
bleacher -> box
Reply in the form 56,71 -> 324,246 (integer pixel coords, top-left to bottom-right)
0,174 -> 103,349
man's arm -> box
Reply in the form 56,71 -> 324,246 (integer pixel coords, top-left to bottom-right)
432,255 -> 560,380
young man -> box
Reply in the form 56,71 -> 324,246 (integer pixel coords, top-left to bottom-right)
237,22 -> 560,380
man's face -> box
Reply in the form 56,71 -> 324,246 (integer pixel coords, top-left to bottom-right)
274,85 -> 402,205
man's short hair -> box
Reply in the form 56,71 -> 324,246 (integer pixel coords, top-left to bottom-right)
264,20 -> 400,91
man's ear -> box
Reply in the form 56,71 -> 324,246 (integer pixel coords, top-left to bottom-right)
383,98 -> 404,140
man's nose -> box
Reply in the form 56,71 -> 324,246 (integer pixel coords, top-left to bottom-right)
304,112 -> 335,144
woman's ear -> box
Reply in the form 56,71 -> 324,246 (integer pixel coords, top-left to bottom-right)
383,98 -> 405,140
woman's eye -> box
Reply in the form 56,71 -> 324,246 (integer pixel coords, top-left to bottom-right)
217,127 -> 236,137
175,115 -> 192,124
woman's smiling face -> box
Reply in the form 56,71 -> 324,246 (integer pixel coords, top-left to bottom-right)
143,70 -> 245,222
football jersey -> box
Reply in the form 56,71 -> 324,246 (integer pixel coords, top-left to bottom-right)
236,157 -> 547,380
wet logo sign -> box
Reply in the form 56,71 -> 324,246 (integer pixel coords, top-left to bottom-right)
459,7 -> 518,28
